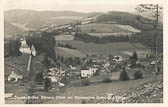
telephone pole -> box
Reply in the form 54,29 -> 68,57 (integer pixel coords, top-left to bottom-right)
155,4 -> 159,75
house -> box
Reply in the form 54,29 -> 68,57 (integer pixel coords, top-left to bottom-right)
81,67 -> 98,78
69,65 -> 77,70
112,56 -> 123,63
5,93 -> 14,99
89,68 -> 98,74
8,71 -> 23,82
150,60 -> 160,65
19,37 -> 31,54
44,67 -> 67,83
81,69 -> 93,78
44,68 -> 60,83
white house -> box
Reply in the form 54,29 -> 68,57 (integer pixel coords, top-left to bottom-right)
44,67 -> 66,83
81,70 -> 93,78
89,68 -> 98,74
8,71 -> 23,82
112,56 -> 123,63
81,68 -> 98,78
5,93 -> 14,99
19,37 -> 31,54
69,65 -> 77,70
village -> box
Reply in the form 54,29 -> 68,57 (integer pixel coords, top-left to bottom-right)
4,5 -> 163,104
5,26 -> 162,104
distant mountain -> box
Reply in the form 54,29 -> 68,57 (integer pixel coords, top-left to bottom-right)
4,9 -> 100,35
5,9 -> 162,36
4,21 -> 24,36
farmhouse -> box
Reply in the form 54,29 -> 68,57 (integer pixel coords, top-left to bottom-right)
8,71 -> 23,82
81,67 -> 98,78
44,67 -> 66,83
112,56 -> 123,63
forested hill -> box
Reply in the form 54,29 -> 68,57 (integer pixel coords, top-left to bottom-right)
95,11 -> 163,52
96,11 -> 162,31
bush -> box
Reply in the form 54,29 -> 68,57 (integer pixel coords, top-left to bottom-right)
102,77 -> 112,83
44,78 -> 52,92
81,79 -> 90,86
119,69 -> 129,81
134,71 -> 143,79
34,72 -> 44,85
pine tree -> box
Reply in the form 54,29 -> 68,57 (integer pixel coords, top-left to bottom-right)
119,68 -> 129,81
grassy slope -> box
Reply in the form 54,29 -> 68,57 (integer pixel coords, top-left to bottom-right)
55,46 -> 85,58
4,55 -> 47,79
57,40 -> 151,57
77,23 -> 136,33
55,35 -> 74,41
4,21 -> 24,35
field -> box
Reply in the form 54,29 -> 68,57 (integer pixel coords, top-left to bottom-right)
77,23 -> 141,36
87,32 -> 133,37
56,40 -> 152,57
56,46 -> 86,58
115,24 -> 141,33
55,35 -> 74,41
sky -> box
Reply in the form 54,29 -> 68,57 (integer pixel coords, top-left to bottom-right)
3,0 -> 141,13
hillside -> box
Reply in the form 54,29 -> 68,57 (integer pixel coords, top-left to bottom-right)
56,46 -> 85,58
4,21 -> 24,36
4,9 -> 100,35
96,11 -> 155,31
4,9 -> 157,36
57,40 -> 152,57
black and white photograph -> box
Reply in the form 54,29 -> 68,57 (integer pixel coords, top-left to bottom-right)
2,0 -> 164,104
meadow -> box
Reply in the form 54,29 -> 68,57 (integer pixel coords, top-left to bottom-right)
77,23 -> 141,34
56,40 -> 152,58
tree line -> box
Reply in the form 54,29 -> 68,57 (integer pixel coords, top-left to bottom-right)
56,55 -> 81,67
57,43 -> 76,49
74,32 -> 141,44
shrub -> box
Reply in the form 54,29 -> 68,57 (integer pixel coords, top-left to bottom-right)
44,78 -> 52,92
102,77 -> 112,83
34,72 -> 44,85
81,79 -> 90,86
134,71 -> 143,79
81,99 -> 86,104
119,69 -> 129,81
